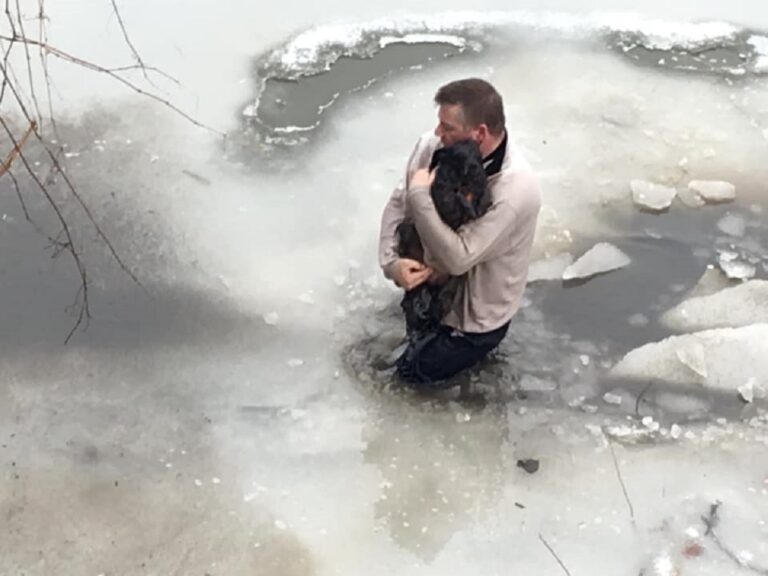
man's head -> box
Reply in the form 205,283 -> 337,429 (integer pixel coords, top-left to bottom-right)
433,78 -> 505,155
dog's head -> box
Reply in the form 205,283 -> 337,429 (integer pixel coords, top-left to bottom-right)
430,140 -> 489,230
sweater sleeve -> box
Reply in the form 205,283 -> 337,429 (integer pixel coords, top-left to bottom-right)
378,137 -> 430,279
406,184 -> 516,276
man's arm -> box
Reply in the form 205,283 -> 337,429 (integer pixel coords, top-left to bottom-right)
406,181 -> 516,276
378,136 -> 435,287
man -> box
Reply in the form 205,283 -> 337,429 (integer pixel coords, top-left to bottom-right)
378,78 -> 541,387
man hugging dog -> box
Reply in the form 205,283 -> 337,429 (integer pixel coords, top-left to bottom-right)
378,78 -> 542,389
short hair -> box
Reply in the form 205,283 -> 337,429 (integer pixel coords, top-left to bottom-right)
434,78 -> 505,135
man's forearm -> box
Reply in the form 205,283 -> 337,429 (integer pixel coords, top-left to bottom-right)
407,185 -> 515,275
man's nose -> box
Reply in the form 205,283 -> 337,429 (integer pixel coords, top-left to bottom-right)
434,124 -> 442,138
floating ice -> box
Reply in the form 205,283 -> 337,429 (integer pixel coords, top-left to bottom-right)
677,186 -> 707,208
670,424 -> 683,439
748,35 -> 768,71
260,13 -> 739,80
688,180 -> 736,203
603,392 -> 623,406
642,416 -> 661,432
518,374 -> 557,392
562,243 -> 631,281
611,325 -> 768,394
716,212 -> 746,237
738,379 -> 755,403
298,292 -> 315,304
628,313 -> 650,327
718,251 -> 756,281
661,280 -> 768,331
379,33 -> 471,49
527,253 -> 573,282
686,266 -> 731,299
263,312 -> 280,326
675,343 -> 708,378
630,180 -> 677,211
287,358 -> 304,368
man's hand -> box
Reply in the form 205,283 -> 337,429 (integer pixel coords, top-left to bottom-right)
391,258 -> 433,291
410,168 -> 435,189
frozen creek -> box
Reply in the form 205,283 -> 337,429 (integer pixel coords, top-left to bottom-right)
1,4 -> 768,575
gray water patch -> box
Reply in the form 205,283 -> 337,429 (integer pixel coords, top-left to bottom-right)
340,197 -> 768,425
240,41 -> 478,151
607,30 -> 764,78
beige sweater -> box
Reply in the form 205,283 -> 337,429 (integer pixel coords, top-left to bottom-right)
379,132 -> 541,333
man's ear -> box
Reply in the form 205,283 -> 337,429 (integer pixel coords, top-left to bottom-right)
474,124 -> 489,145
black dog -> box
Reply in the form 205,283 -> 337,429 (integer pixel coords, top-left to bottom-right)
395,140 -> 490,342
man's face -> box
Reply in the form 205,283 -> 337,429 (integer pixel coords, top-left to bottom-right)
434,104 -> 477,147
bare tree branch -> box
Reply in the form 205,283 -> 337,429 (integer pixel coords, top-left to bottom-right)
539,534 -> 573,576
607,438 -> 636,525
13,0 -> 43,130
702,502 -> 768,576
6,166 -> 30,222
0,34 -> 223,135
0,115 -> 89,343
108,0 -> 149,81
0,118 -> 34,176
35,0 -> 60,142
0,0 -> 218,342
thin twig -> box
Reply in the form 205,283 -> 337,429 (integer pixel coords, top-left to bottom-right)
635,381 -> 654,417
0,59 -> 143,291
607,437 -> 636,524
36,0 -> 61,142
539,534 -> 573,576
6,167 -> 31,222
108,0 -> 149,81
702,502 -> 768,576
0,118 -> 34,176
13,0 -> 43,130
108,64 -> 180,84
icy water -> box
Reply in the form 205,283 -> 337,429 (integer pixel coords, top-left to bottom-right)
2,3 -> 768,576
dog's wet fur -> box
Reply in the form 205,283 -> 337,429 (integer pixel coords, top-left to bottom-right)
396,140 -> 490,339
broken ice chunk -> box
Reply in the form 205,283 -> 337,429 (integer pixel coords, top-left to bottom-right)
298,292 -> 315,304
676,342 -> 708,378
677,186 -> 707,208
628,313 -> 649,327
518,374 -> 557,392
630,180 -> 677,211
263,312 -> 280,326
612,326 -> 768,394
603,392 -> 623,406
718,251 -> 756,280
661,280 -> 768,331
562,243 -> 631,281
685,266 -> 731,299
287,358 -> 304,368
738,379 -> 755,403
716,213 -> 746,237
527,253 -> 573,282
688,180 -> 736,203
642,416 -> 660,432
